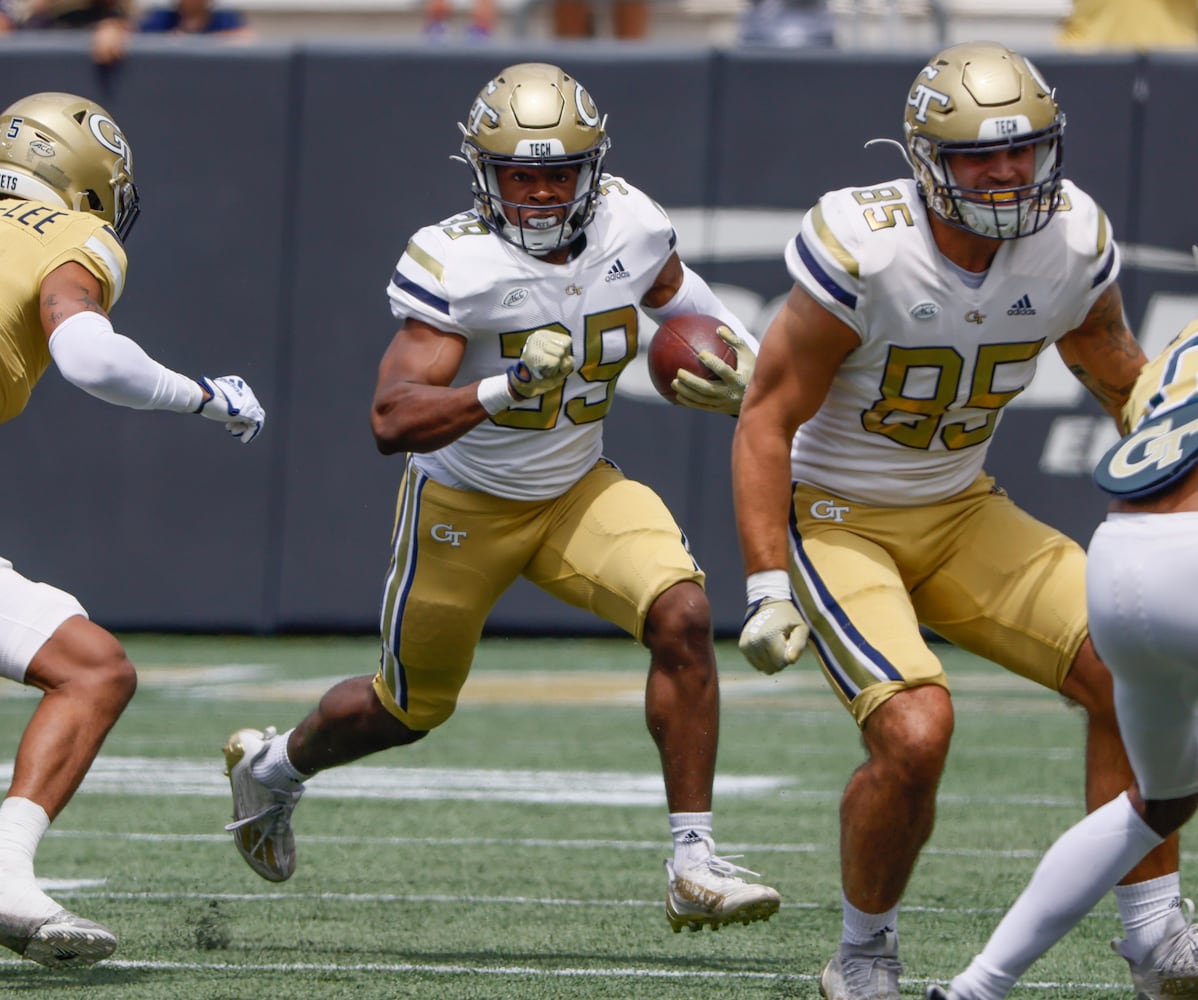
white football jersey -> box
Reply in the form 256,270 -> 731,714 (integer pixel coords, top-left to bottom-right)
786,177 -> 1119,506
386,176 -> 675,500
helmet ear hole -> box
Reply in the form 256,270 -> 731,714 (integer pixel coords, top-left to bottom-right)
84,189 -> 103,212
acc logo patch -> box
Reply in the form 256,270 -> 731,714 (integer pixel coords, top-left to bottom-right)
1094,398 -> 1198,498
909,301 -> 939,320
502,288 -> 529,308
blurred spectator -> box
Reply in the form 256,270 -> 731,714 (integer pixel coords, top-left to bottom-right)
423,0 -> 494,40
1059,0 -> 1198,49
552,0 -> 648,38
139,0 -> 253,37
739,0 -> 835,47
1,1 -> 133,63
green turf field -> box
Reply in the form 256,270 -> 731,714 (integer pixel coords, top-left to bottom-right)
0,634 -> 1187,998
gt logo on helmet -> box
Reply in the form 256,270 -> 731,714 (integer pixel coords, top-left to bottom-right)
88,113 -> 133,173
908,83 -> 951,124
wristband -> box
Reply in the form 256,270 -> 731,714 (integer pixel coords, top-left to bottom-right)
746,569 -> 791,604
477,374 -> 513,415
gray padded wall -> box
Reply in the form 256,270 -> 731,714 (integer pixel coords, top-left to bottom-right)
1,45 -> 1192,635
0,40 -> 292,631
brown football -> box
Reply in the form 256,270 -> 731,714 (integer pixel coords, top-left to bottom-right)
647,314 -> 737,404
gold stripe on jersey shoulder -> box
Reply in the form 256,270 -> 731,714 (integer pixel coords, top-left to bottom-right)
812,203 -> 859,279
405,240 -> 445,282
1096,209 -> 1109,256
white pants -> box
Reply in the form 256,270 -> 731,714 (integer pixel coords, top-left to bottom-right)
0,557 -> 87,683
1088,512 -> 1198,799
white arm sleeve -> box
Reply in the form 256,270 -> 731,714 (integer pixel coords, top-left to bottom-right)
643,262 -> 760,353
48,311 -> 203,413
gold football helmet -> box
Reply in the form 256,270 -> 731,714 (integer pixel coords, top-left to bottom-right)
458,63 -> 609,255
0,92 -> 140,241
903,41 -> 1063,239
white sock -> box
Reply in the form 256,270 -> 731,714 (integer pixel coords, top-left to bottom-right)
842,892 -> 897,946
950,955 -> 1017,1000
669,812 -> 713,869
250,728 -> 308,787
952,793 -> 1161,999
1115,872 -> 1185,963
0,796 -> 48,878
0,797 -> 60,920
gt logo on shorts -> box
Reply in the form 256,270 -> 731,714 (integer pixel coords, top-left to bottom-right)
811,499 -> 851,522
431,523 -> 468,546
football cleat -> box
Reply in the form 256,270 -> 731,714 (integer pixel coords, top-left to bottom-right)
664,839 -> 780,932
1112,897 -> 1198,999
819,928 -> 902,999
223,726 -> 304,882
925,989 -> 951,1000
0,907 -> 117,968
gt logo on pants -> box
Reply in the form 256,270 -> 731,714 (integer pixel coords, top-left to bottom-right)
431,523 -> 468,546
810,499 -> 851,522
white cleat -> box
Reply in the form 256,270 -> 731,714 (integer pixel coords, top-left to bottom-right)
1113,897 -> 1198,1000
664,839 -> 780,932
819,928 -> 902,999
223,726 -> 304,882
0,908 -> 117,968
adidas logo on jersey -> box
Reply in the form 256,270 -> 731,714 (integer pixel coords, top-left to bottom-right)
605,258 -> 631,282
1007,294 -> 1036,316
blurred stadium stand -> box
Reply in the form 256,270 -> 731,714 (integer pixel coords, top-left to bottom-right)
232,0 -> 1069,49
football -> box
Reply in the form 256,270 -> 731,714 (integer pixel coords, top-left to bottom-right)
647,313 -> 737,404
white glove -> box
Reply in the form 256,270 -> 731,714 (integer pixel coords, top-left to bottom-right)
196,374 -> 265,444
739,598 -> 809,675
672,325 -> 757,416
507,329 -> 575,400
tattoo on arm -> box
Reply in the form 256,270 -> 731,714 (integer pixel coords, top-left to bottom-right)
42,288 -> 105,329
1066,286 -> 1146,421
1068,363 -> 1126,413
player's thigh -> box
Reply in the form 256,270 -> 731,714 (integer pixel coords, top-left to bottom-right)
524,461 -> 704,643
915,484 -> 1084,692
375,465 -> 543,730
789,496 -> 944,726
0,556 -> 87,684
1089,514 -> 1198,798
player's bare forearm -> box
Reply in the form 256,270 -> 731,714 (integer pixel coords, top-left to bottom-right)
731,409 -> 797,575
371,320 -> 491,453
371,380 -> 492,454
1057,283 -> 1147,427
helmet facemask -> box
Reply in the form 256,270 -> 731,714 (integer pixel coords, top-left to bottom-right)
910,119 -> 1063,239
463,140 -> 607,255
457,63 -> 609,256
